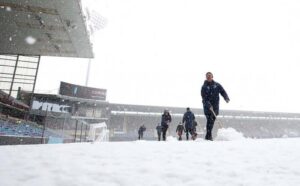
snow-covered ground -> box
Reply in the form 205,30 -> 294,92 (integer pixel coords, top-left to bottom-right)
0,136 -> 300,186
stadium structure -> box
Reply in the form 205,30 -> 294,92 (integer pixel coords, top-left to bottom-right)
24,81 -> 110,143
0,0 -> 95,144
1,0 -> 300,145
21,85 -> 300,142
109,103 -> 300,141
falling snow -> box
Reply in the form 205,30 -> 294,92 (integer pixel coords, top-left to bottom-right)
25,36 -> 37,45
6,6 -> 12,11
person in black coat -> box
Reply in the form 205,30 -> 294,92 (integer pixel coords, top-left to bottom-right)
201,72 -> 230,140
176,122 -> 185,141
138,124 -> 146,140
182,107 -> 196,140
156,123 -> 163,141
161,109 -> 172,141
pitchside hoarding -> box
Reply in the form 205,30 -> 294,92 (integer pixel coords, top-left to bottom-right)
59,82 -> 106,100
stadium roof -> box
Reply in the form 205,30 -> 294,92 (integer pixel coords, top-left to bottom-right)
32,93 -> 109,105
0,0 -> 93,58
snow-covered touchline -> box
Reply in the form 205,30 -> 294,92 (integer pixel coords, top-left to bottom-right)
0,137 -> 300,186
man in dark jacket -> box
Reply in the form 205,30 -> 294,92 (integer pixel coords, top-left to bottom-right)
182,107 -> 196,140
156,123 -> 162,141
161,109 -> 172,141
138,124 -> 146,140
201,72 -> 230,140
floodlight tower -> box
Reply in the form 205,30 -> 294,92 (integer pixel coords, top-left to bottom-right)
84,8 -> 107,86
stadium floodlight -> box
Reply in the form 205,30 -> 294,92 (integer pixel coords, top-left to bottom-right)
83,7 -> 107,86
85,8 -> 107,37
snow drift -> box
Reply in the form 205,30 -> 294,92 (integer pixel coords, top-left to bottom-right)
216,127 -> 245,141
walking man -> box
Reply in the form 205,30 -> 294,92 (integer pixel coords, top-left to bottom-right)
182,107 -> 196,140
138,124 -> 146,140
156,123 -> 162,141
201,72 -> 230,140
161,109 -> 172,141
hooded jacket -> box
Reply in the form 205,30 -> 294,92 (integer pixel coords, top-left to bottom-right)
201,80 -> 229,115
161,112 -> 172,127
182,111 -> 195,129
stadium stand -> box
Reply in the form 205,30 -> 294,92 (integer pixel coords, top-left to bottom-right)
108,103 -> 300,141
0,0 -> 94,145
0,114 -> 64,145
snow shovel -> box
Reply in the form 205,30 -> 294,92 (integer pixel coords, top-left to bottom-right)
209,107 -> 223,129
209,108 -> 245,141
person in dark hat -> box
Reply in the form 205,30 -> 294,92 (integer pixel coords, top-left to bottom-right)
201,72 -> 230,140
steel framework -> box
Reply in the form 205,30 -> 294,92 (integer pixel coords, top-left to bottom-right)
0,54 -> 40,98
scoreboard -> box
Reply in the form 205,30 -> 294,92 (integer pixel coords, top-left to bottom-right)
59,82 -> 106,101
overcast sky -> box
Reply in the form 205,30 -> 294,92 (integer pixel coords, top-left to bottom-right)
36,0 -> 300,113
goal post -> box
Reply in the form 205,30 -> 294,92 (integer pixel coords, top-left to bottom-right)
88,122 -> 109,142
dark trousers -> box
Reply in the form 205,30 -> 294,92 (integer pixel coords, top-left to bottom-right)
162,126 -> 168,141
185,127 -> 196,140
157,132 -> 161,141
205,113 -> 216,140
177,131 -> 183,141
138,132 -> 143,140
